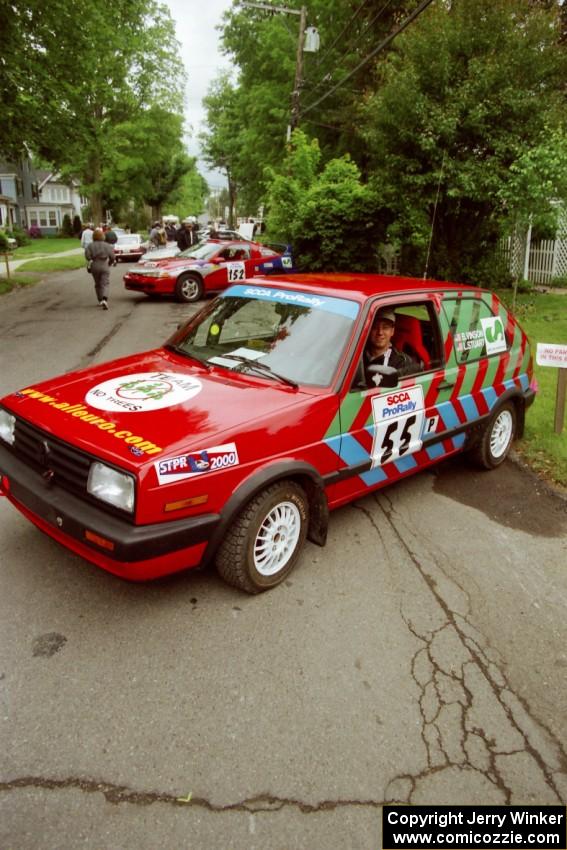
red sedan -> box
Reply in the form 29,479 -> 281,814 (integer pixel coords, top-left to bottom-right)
123,239 -> 294,302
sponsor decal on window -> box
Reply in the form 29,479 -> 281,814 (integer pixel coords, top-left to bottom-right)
480,316 -> 507,355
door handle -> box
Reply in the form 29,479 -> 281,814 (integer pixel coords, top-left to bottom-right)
438,380 -> 456,389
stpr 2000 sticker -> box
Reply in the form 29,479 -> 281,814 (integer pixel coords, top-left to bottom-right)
155,442 -> 239,485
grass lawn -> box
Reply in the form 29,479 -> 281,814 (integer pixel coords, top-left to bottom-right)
0,272 -> 43,295
12,237 -> 80,258
15,255 -> 86,273
498,289 -> 567,489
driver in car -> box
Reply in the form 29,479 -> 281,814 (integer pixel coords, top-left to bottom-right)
364,308 -> 416,387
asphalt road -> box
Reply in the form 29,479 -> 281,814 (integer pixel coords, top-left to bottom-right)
1,268 -> 566,849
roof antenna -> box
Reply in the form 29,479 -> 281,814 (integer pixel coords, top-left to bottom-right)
423,150 -> 446,280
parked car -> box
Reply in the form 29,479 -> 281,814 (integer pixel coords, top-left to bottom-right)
0,274 -> 535,593
113,234 -> 146,262
123,239 -> 295,302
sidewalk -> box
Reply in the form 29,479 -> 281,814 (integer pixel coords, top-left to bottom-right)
3,247 -> 83,272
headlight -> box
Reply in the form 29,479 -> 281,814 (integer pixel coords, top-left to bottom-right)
87,462 -> 135,513
0,410 -> 16,445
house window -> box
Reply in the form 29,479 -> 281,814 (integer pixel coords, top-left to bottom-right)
16,178 -> 23,196
39,211 -> 48,226
49,210 -> 57,226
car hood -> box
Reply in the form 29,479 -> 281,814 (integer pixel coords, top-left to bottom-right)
2,348 -> 306,472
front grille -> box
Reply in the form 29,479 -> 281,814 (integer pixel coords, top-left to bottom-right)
13,417 -> 92,495
4,413 -> 134,520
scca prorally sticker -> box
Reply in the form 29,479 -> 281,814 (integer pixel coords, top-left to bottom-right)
85,372 -> 202,413
155,442 -> 239,485
480,316 -> 507,355
371,385 -> 425,467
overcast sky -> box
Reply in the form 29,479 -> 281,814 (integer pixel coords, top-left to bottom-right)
163,0 -> 235,190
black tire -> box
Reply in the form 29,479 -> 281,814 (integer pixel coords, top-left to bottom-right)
216,481 -> 309,594
470,401 -> 517,469
175,273 -> 203,303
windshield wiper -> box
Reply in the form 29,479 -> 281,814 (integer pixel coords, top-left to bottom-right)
165,344 -> 211,370
225,355 -> 298,389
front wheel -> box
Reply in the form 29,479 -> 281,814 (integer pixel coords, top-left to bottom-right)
175,273 -> 203,303
470,401 -> 517,469
216,481 -> 309,593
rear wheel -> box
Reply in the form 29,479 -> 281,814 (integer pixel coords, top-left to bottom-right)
216,481 -> 309,593
175,273 -> 203,303
470,401 -> 517,469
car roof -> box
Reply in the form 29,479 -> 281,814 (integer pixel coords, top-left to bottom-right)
248,272 -> 482,303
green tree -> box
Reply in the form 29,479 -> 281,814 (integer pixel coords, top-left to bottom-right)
0,0 -> 185,223
359,0 -> 567,283
165,168 -> 209,220
103,108 -> 193,221
266,130 -> 382,271
200,74 -> 244,226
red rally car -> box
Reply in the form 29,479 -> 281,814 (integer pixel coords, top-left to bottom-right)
0,274 -> 536,594
123,239 -> 294,302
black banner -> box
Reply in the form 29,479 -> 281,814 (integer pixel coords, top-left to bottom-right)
383,805 -> 566,849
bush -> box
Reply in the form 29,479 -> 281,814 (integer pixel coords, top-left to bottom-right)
27,225 -> 42,239
60,214 -> 73,237
72,215 -> 82,237
549,275 -> 567,289
11,225 -> 30,246
0,232 -> 9,251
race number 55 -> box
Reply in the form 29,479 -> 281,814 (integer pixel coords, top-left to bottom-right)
370,386 -> 425,467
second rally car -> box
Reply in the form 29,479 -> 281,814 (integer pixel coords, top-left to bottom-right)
123,239 -> 294,303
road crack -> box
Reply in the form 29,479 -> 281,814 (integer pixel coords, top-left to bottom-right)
0,776 -> 388,813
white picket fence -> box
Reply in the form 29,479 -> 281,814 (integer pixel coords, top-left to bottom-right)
501,231 -> 567,285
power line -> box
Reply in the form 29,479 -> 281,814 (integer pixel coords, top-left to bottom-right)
312,0 -> 396,93
300,0 -> 436,118
315,0 -> 372,71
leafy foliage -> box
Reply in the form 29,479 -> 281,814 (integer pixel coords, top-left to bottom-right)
1,0 -> 187,223
359,0 -> 567,282
266,130 -> 383,271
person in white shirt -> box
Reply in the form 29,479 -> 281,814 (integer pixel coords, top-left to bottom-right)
80,223 -> 94,249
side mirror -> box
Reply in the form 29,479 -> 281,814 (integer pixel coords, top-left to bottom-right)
367,364 -> 399,388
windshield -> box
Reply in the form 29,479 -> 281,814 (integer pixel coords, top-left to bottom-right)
117,236 -> 139,246
178,242 -> 219,260
169,284 -> 359,387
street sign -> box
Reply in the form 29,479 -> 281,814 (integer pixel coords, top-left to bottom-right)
536,342 -> 567,434
536,342 -> 567,368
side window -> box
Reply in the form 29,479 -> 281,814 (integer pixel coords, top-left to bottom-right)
351,300 -> 442,391
444,297 -> 508,363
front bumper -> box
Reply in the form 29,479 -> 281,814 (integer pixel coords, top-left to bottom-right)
0,443 -> 219,579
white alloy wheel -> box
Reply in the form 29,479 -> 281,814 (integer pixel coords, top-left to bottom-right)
253,500 -> 302,576
490,408 -> 514,459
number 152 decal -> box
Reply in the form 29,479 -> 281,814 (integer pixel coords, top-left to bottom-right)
370,385 -> 425,467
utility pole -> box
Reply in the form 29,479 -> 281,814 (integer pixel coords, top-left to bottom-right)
240,3 -> 314,131
291,6 -> 307,130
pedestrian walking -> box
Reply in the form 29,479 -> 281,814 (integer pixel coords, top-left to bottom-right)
104,226 -> 118,245
85,228 -> 115,310
80,223 -> 94,249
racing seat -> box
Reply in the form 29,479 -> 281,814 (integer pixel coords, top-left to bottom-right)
393,315 -> 431,369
